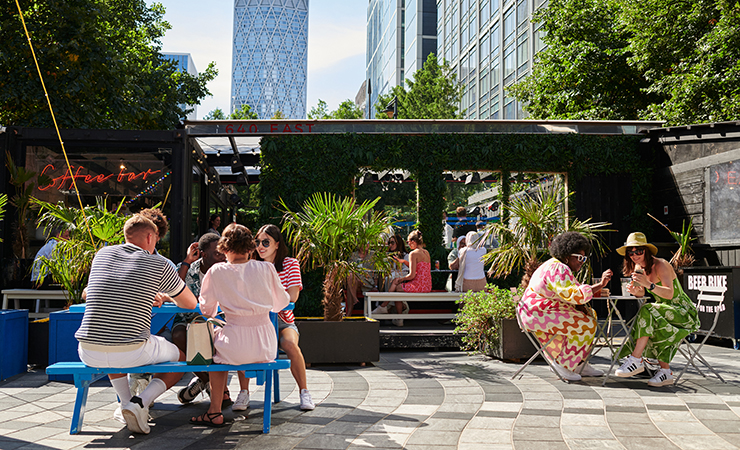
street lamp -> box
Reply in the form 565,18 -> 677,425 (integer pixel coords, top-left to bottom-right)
384,96 -> 398,119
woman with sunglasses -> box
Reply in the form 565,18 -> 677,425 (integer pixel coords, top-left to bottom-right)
233,224 -> 315,411
614,232 -> 699,386
519,232 -> 613,381
384,234 -> 409,290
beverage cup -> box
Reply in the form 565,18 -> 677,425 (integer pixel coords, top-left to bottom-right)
435,260 -> 440,270
592,278 -> 602,297
620,277 -> 632,297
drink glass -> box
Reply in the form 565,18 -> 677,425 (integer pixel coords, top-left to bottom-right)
592,278 -> 602,297
620,278 -> 633,297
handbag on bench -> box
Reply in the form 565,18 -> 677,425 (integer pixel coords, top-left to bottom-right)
186,315 -> 224,365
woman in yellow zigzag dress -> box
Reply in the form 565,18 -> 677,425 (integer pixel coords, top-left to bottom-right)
519,232 -> 613,381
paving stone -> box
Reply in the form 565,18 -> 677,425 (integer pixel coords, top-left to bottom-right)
512,426 -> 562,441
615,437 -> 681,450
608,422 -> 663,437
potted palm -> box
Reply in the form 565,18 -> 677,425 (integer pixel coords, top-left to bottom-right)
280,193 -> 394,364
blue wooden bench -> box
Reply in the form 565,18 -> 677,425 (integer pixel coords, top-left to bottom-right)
47,304 -> 296,435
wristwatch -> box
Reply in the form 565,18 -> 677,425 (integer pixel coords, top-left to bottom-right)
649,282 -> 656,291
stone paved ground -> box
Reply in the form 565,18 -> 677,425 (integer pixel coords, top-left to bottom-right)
2,345 -> 740,450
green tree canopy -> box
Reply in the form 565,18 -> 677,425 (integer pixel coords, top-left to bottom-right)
307,100 -> 330,119
0,0 -> 217,130
375,53 -> 464,119
203,104 -> 258,120
307,99 -> 362,119
511,0 -> 740,125
203,108 -> 227,120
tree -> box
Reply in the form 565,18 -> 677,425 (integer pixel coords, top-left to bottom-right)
307,99 -> 330,119
230,104 -> 259,120
271,110 -> 285,119
511,0 -> 740,125
0,0 -> 217,130
203,108 -> 227,120
331,100 -> 363,119
375,53 -> 464,119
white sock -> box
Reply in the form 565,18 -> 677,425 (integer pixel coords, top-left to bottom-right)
110,377 -> 132,405
138,377 -> 167,408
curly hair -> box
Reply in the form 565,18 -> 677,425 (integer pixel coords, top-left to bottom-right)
139,208 -> 168,239
549,231 -> 591,263
217,223 -> 255,255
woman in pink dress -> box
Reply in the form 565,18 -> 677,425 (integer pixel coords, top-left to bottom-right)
190,223 -> 289,427
375,230 -> 432,326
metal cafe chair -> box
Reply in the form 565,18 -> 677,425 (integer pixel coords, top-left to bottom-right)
673,284 -> 728,384
510,293 -> 571,383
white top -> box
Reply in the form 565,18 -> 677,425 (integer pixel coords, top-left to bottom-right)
461,246 -> 487,280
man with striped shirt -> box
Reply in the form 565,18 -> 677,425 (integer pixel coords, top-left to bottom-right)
75,214 -> 197,434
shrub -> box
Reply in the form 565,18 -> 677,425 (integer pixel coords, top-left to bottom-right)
454,284 -> 522,354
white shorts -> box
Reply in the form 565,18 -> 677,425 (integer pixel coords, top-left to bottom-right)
78,335 -> 180,368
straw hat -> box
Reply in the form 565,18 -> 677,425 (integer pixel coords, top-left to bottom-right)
616,232 -> 658,256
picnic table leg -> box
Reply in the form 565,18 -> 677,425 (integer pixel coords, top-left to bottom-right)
273,369 -> 280,403
263,370 -> 273,434
70,374 -> 95,434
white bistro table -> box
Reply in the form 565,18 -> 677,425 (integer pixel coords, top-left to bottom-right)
2,289 -> 69,312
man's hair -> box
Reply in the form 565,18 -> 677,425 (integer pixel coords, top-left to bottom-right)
139,208 -> 168,238
123,214 -> 157,240
198,232 -> 221,251
456,206 -> 467,217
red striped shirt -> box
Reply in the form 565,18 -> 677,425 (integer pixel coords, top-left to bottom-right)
277,257 -> 302,324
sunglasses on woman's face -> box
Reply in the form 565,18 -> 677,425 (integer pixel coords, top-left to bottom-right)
257,239 -> 272,248
627,248 -> 645,256
571,254 -> 588,263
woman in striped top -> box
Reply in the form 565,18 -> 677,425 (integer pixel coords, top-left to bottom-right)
234,224 -> 315,411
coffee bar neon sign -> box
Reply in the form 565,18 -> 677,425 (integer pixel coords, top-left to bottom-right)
37,160 -> 164,195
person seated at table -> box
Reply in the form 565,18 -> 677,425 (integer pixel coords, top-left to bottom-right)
31,228 -> 70,286
75,214 -> 198,435
614,232 -> 700,387
373,230 -> 432,326
347,244 -> 378,313
518,231 -> 612,381
454,231 -> 487,293
172,233 -> 228,405
383,234 -> 409,291
191,223 -> 289,427
448,235 -> 466,290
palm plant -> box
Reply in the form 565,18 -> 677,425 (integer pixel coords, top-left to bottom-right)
281,193 -> 395,321
482,177 -> 612,286
648,213 -> 695,270
6,151 -> 50,259
0,193 -> 7,242
31,197 -> 128,305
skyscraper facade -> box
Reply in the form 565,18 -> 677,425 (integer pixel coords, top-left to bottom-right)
162,52 -> 198,121
231,0 -> 309,119
365,0 -> 437,118
436,0 -> 547,119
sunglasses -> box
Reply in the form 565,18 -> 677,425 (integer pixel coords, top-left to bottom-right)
571,254 -> 588,263
627,248 -> 645,256
257,239 -> 272,248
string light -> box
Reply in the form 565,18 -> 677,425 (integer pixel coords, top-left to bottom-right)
127,171 -> 172,204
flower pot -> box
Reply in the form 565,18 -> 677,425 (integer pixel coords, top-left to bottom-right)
296,317 -> 380,364
0,310 -> 29,381
487,318 -> 537,361
48,309 -> 84,381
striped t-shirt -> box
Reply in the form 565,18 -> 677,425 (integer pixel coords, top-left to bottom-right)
277,257 -> 302,324
75,243 -> 186,346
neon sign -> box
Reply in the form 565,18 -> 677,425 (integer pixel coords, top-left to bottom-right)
36,160 -> 165,196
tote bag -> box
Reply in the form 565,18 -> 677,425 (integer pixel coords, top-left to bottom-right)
186,316 -> 223,365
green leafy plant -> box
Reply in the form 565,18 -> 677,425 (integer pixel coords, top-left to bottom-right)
281,193 -> 394,321
649,213 -> 695,269
482,177 -> 612,286
31,197 -> 128,305
454,284 -> 522,354
0,193 -> 7,242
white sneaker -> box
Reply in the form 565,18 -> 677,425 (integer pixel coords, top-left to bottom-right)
575,362 -> 604,377
392,318 -> 404,326
615,355 -> 645,377
549,364 -> 582,381
300,389 -> 315,410
371,305 -> 388,315
113,405 -> 126,424
648,368 -> 674,387
122,397 -> 150,434
232,389 -> 250,411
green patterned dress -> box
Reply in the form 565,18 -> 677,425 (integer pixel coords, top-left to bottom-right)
619,277 -> 700,363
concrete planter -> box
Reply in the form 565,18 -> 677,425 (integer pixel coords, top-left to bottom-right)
0,310 -> 28,381
487,318 -> 537,361
297,317 -> 380,364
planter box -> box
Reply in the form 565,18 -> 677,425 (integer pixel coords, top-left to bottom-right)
48,309 -> 84,381
297,317 -> 380,364
0,310 -> 29,380
488,318 -> 537,361
28,319 -> 50,368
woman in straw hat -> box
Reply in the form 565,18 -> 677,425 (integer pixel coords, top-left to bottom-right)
614,232 -> 699,387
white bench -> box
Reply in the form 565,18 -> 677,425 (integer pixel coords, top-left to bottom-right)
364,292 -> 464,320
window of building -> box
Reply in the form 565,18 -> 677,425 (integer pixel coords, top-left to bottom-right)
517,0 -> 528,35
534,26 -> 546,54
491,22 -> 500,56
480,0 -> 489,30
503,8 -> 515,47
517,35 -> 528,73
503,44 -> 515,85
469,45 -> 477,78
480,32 -> 489,66
491,55 -> 500,90
480,66 -> 489,102
491,94 -> 500,119
504,96 -> 516,119
461,22 -> 469,48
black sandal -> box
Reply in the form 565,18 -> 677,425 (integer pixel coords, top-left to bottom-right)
221,390 -> 233,408
190,412 -> 227,428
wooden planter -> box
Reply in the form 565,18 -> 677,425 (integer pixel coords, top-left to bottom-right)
487,318 -> 537,361
297,317 -> 380,364
0,310 -> 28,381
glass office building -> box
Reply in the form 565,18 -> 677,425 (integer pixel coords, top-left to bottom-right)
366,0 -> 437,118
437,0 -> 547,119
231,0 -> 309,119
162,52 -> 198,121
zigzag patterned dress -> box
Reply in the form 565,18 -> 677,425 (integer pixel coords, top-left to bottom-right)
518,258 -> 597,370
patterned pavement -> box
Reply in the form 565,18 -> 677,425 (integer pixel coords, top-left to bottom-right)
2,345 -> 740,449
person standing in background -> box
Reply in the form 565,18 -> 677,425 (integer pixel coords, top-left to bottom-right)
443,212 -> 454,248
207,214 -> 221,236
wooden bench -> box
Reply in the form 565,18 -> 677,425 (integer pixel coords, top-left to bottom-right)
46,359 -> 290,434
364,291 -> 464,320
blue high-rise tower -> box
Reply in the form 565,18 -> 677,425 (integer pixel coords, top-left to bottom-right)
231,0 -> 309,119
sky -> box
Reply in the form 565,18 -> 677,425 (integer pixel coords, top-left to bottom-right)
152,0 -> 368,119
